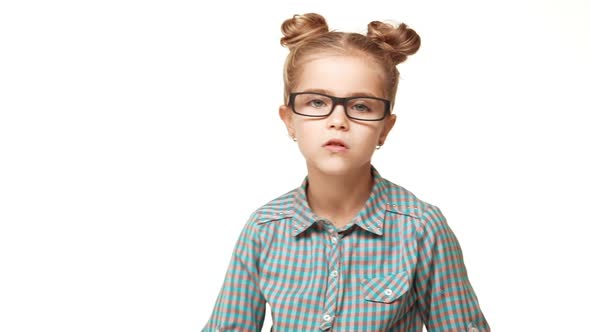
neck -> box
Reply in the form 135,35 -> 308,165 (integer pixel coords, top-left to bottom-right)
306,163 -> 373,227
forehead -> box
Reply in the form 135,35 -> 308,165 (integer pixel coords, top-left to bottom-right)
294,55 -> 386,98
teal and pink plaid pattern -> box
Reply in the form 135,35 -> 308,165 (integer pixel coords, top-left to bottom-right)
203,167 -> 489,331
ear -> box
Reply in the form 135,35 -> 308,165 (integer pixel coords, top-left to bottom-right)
279,104 -> 296,138
379,114 -> 397,145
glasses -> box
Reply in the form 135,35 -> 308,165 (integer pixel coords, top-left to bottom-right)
288,92 -> 391,121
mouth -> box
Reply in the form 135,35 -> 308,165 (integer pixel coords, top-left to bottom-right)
323,139 -> 349,152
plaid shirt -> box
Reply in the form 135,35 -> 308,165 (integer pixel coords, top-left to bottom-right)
203,167 -> 489,331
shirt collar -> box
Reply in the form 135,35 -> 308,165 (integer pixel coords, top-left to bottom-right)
290,165 -> 388,237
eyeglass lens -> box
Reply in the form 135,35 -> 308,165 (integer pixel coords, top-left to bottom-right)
292,93 -> 386,120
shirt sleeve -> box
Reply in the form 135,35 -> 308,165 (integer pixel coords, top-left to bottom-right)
202,218 -> 266,332
414,205 -> 490,332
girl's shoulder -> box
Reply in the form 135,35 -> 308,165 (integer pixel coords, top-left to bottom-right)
246,187 -> 299,226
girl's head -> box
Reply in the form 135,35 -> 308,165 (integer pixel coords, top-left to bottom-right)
278,13 -> 421,176
280,13 -> 420,108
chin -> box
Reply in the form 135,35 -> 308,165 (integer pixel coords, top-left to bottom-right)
307,158 -> 369,177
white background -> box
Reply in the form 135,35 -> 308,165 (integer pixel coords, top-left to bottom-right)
1,0 -> 589,331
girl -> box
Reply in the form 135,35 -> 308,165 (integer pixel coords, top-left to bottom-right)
203,13 -> 489,332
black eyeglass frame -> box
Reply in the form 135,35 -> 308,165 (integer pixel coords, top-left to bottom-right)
288,92 -> 392,121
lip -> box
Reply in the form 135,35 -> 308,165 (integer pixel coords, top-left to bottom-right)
323,139 -> 349,152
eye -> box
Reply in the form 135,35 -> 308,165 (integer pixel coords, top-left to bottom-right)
309,99 -> 327,108
350,103 -> 372,112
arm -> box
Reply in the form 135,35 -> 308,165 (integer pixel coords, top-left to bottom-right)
202,219 -> 266,332
414,205 -> 490,332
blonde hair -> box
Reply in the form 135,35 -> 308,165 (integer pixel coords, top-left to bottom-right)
280,13 -> 421,111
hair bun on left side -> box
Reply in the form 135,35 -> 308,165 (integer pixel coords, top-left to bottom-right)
280,13 -> 330,50
367,21 -> 421,65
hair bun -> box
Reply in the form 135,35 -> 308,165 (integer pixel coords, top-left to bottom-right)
280,13 -> 329,50
367,21 -> 421,65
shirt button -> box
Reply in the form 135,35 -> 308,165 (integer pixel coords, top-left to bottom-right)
384,288 -> 393,296
331,236 -> 337,244
330,270 -> 338,278
323,314 -> 331,321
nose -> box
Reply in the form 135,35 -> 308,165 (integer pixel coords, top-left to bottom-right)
327,104 -> 349,130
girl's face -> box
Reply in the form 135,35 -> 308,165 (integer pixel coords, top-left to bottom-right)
279,54 -> 396,176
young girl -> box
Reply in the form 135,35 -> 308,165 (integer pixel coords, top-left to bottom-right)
203,13 -> 489,332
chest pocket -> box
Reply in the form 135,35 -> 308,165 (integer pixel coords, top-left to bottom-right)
363,270 -> 410,303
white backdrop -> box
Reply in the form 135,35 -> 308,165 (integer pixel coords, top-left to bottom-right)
1,0 -> 589,331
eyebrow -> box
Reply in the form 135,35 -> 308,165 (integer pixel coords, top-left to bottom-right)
301,88 -> 382,98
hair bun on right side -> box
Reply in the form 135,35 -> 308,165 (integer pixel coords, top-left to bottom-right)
367,21 -> 421,65
280,13 -> 330,50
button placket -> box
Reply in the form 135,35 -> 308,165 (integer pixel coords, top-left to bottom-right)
320,229 -> 340,330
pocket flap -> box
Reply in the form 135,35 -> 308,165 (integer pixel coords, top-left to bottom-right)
363,271 -> 410,303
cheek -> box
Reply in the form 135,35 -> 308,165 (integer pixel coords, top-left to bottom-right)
294,121 -> 318,151
296,120 -> 321,139
358,126 -> 382,144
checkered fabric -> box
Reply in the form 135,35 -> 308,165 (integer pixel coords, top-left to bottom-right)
203,166 -> 489,331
